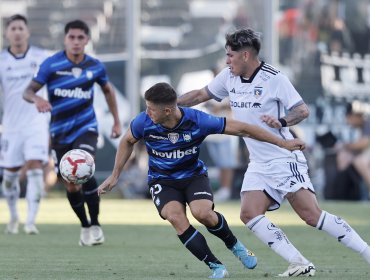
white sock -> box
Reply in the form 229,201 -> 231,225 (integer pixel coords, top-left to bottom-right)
247,215 -> 310,265
25,169 -> 44,226
360,246 -> 370,264
1,170 -> 20,222
317,211 -> 370,263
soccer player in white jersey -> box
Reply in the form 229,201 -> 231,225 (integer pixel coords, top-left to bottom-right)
0,14 -> 49,234
178,28 -> 370,277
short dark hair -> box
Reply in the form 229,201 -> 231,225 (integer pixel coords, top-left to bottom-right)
64,20 -> 90,36
6,14 -> 27,27
225,28 -> 261,54
144,83 -> 177,105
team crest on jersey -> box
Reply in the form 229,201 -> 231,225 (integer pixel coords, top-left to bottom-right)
254,87 -> 263,99
86,71 -> 93,80
183,133 -> 192,142
72,67 -> 82,78
168,133 -> 179,144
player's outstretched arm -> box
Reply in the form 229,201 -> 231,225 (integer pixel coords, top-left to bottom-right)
101,82 -> 122,139
177,87 -> 211,107
261,103 -> 310,128
23,80 -> 52,113
224,118 -> 305,151
98,128 -> 138,195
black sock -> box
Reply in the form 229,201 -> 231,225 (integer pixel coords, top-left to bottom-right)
66,190 -> 89,227
207,211 -> 237,249
82,177 -> 100,226
178,225 -> 221,268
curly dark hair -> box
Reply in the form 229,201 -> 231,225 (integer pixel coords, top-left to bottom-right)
225,28 -> 261,55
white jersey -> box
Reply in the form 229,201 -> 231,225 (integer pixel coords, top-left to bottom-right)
207,62 -> 306,164
0,46 -> 49,133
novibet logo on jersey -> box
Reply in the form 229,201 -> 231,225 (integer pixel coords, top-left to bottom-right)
54,87 -> 92,99
151,147 -> 198,159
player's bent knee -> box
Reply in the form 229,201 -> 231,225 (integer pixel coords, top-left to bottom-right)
301,210 -> 321,227
65,183 -> 81,193
304,217 -> 318,227
240,210 -> 255,224
165,212 -> 186,227
192,209 -> 214,225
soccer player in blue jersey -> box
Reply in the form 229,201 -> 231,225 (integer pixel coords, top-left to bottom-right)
98,82 -> 304,278
23,20 -> 122,246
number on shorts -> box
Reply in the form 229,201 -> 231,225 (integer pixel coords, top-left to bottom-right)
149,184 -> 162,201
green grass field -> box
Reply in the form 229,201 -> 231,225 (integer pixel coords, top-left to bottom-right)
1,198 -> 370,280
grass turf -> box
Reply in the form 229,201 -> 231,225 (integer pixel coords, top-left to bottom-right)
0,198 -> 370,279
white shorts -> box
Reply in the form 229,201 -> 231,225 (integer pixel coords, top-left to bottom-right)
0,127 -> 49,168
240,160 -> 315,211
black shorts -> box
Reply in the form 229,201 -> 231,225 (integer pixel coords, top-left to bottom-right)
149,174 -> 214,219
51,131 -> 98,175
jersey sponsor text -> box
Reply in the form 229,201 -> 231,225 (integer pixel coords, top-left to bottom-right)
151,146 -> 197,159
54,87 -> 92,99
230,101 -> 262,108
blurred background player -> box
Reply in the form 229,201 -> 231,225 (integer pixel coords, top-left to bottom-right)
204,66 -> 238,202
205,98 -> 238,202
0,14 -> 49,235
336,103 -> 370,197
23,20 -> 122,246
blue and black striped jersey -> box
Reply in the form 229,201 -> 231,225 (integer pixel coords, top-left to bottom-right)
131,107 -> 226,182
33,51 -> 108,145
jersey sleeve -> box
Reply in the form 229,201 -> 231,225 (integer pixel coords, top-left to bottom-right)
130,112 -> 146,140
95,61 -> 109,87
33,58 -> 51,86
206,67 -> 230,102
275,74 -> 304,110
197,109 -> 226,135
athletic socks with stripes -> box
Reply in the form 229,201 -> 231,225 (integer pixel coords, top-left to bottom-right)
316,210 -> 370,263
178,225 -> 222,267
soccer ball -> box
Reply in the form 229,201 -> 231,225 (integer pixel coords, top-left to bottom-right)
59,149 -> 95,184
